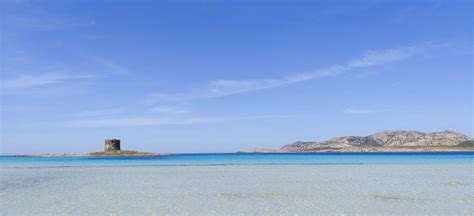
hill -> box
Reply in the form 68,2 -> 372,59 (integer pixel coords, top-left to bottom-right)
261,130 -> 474,152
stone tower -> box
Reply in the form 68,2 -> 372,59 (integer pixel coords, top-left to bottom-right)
105,139 -> 121,151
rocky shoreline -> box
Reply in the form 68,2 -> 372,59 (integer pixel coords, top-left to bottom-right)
15,130 -> 474,156
16,150 -> 161,157
252,146 -> 474,153
253,130 -> 474,153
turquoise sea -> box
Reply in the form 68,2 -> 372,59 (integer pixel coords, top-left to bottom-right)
2,152 -> 473,215
1,152 -> 473,167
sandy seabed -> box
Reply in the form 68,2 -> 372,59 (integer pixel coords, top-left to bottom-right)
1,164 -> 473,215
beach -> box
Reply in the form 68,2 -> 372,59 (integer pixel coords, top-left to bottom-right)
1,163 -> 473,215
2,0 -> 473,215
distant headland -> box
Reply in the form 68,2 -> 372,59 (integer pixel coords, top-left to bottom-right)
15,130 -> 474,157
252,130 -> 474,153
17,139 -> 160,157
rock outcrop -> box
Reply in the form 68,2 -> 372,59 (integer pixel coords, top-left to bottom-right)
20,150 -> 160,157
281,130 -> 473,152
105,139 -> 121,151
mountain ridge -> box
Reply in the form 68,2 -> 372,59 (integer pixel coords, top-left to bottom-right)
257,130 -> 474,153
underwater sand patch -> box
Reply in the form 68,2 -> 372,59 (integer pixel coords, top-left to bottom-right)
320,179 -> 337,184
441,181 -> 468,187
213,193 -> 290,200
368,194 -> 417,202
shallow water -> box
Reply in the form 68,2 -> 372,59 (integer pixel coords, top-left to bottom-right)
1,153 -> 473,215
1,152 -> 473,167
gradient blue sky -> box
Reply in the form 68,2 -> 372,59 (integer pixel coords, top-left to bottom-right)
1,0 -> 472,154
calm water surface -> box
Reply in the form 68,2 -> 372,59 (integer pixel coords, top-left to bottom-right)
1,152 -> 473,167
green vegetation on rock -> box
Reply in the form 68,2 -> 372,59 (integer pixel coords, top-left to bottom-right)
85,150 -> 159,156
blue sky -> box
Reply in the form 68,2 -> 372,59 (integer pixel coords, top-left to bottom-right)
1,0 -> 472,154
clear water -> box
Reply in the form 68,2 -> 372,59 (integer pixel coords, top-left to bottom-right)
1,152 -> 473,167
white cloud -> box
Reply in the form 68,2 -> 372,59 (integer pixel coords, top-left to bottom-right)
68,114 -> 294,127
0,73 -> 97,90
347,45 -> 419,67
1,2 -> 127,93
147,43 -> 434,103
206,79 -> 283,97
67,42 -> 443,127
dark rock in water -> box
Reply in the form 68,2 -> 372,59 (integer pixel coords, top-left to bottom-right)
105,139 -> 121,151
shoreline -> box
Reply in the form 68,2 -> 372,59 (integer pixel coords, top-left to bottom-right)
251,146 -> 474,153
11,148 -> 474,157
13,150 -> 161,158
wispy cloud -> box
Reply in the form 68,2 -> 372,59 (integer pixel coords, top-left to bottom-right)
343,108 -> 375,114
144,93 -> 181,104
68,116 -> 216,127
147,43 -> 436,103
89,57 -> 130,75
1,73 -> 97,90
2,1 -> 96,34
1,1 -> 125,94
203,64 -> 348,98
77,108 -> 125,117
347,45 -> 419,68
68,42 -> 443,127
68,114 -> 294,127
149,105 -> 191,114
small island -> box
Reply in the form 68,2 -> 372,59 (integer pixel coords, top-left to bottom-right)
17,139 -> 160,157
